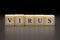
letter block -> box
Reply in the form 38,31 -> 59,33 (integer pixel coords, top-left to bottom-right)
24,15 -> 35,26
14,14 -> 24,26
44,15 -> 55,25
5,15 -> 14,26
35,15 -> 44,25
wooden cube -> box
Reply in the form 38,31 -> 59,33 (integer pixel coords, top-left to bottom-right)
24,15 -> 35,26
35,15 -> 45,25
5,14 -> 15,26
44,15 -> 55,25
14,14 -> 24,26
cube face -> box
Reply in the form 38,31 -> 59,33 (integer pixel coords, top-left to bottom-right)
5,15 -> 14,26
35,15 -> 45,25
25,15 -> 35,26
45,15 -> 55,25
14,15 -> 24,26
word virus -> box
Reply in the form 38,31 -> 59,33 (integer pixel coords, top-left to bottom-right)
5,14 -> 55,26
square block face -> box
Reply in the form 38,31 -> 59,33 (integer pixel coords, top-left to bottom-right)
45,15 -> 55,25
14,15 -> 24,26
35,15 -> 45,25
25,15 -> 35,26
5,15 -> 14,26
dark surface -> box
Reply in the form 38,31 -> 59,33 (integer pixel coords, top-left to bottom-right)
0,14 -> 60,40
5,26 -> 55,40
